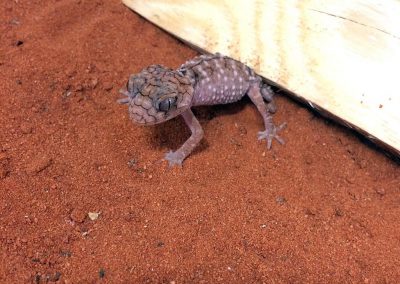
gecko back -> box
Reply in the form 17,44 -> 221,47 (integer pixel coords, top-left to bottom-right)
179,53 -> 260,106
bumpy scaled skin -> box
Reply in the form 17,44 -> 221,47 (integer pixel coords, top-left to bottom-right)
119,53 -> 286,166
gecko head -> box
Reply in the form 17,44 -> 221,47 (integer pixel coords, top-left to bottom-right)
122,65 -> 194,125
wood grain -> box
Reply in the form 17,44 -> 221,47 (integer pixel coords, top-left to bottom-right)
122,0 -> 400,155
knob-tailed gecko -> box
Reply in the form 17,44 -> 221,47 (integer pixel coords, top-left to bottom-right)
118,53 -> 286,166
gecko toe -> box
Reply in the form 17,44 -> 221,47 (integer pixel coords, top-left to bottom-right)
258,122 -> 286,149
277,122 -> 287,131
164,151 -> 184,167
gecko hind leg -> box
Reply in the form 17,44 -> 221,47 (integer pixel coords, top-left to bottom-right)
260,83 -> 277,113
248,83 -> 286,149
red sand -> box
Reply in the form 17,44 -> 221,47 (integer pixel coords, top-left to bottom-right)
1,1 -> 399,283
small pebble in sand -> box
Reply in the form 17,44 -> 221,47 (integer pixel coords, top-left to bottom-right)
99,268 -> 106,279
88,212 -> 100,221
375,188 -> 385,196
276,196 -> 287,205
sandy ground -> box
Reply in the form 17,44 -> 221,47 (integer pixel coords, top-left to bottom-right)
1,0 -> 399,283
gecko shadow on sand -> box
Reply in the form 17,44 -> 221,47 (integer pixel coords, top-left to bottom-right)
148,100 -> 249,158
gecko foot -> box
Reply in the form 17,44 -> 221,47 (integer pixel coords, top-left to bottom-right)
164,150 -> 184,167
258,122 -> 287,149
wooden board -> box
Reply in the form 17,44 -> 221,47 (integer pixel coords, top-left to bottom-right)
122,0 -> 400,156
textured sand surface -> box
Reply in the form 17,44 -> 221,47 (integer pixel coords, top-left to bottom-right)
0,0 -> 399,282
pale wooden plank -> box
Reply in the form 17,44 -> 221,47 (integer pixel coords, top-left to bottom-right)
122,0 -> 400,155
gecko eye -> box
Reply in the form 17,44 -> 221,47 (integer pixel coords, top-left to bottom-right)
156,97 -> 177,112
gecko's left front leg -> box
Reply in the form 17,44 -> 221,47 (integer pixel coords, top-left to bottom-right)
165,108 -> 204,167
247,83 -> 286,149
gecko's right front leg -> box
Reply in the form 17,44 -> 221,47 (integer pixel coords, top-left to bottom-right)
165,109 -> 204,167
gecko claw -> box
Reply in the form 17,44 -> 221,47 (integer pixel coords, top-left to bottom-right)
119,88 -> 129,96
164,150 -> 184,167
117,97 -> 130,104
117,88 -> 131,104
258,122 -> 287,149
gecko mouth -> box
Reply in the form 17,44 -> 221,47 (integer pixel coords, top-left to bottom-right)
129,112 -> 155,125
128,101 -> 169,125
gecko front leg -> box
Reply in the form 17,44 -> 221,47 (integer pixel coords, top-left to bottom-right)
165,108 -> 204,166
247,83 -> 286,149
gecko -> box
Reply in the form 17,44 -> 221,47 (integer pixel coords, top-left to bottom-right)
118,53 -> 286,166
